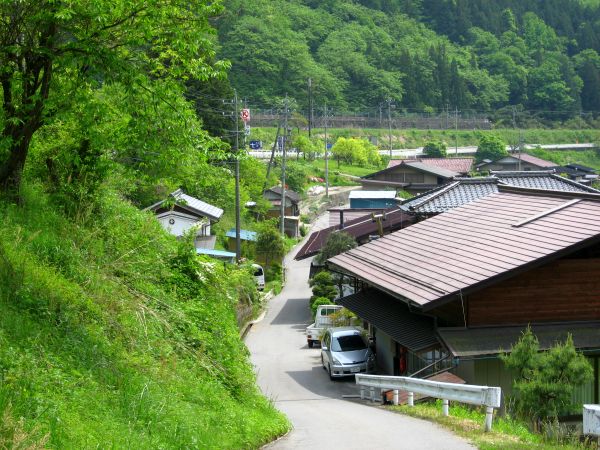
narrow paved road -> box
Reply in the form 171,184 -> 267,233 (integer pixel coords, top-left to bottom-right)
245,216 -> 473,449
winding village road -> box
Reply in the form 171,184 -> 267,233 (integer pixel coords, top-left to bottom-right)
245,215 -> 473,449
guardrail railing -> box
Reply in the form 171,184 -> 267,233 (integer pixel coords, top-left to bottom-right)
355,373 -> 502,432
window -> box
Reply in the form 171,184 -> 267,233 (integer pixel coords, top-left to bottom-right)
332,334 -> 367,352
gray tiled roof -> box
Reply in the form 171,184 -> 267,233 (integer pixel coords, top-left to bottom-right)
401,172 -> 599,215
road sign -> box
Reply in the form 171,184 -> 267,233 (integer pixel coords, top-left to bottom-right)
241,108 -> 250,123
326,143 -> 333,150
249,140 -> 262,150
244,125 -> 251,136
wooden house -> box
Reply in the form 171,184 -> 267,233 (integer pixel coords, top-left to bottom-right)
263,186 -> 300,237
361,158 -> 473,194
476,153 -> 558,172
328,186 -> 600,409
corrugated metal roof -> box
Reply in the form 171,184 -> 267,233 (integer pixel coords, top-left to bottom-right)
172,190 -> 224,221
144,189 -> 224,221
295,208 -> 415,260
516,153 -> 558,168
349,190 -> 397,199
225,228 -> 258,241
329,188 -> 600,309
388,158 -> 473,174
439,322 -> 600,357
401,172 -> 600,215
265,186 -> 300,202
196,248 -> 236,258
336,289 -> 438,352
402,161 -> 458,178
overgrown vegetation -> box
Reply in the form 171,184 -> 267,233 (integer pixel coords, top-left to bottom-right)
0,183 -> 289,447
392,400 -> 588,450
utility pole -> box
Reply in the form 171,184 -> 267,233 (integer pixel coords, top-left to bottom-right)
308,78 -> 313,138
324,103 -> 330,199
280,95 -> 289,236
454,107 -> 459,156
387,98 -> 394,159
234,90 -> 241,263
512,106 -> 523,171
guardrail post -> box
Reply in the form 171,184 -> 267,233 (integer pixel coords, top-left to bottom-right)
370,387 -> 375,402
408,392 -> 414,407
484,406 -> 494,432
442,399 -> 449,416
393,390 -> 399,405
360,387 -> 365,400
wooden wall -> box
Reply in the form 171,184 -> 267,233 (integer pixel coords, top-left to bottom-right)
467,258 -> 600,326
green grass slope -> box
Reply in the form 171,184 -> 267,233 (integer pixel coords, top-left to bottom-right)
0,183 -> 288,448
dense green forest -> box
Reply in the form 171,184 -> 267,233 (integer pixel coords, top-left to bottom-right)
218,0 -> 600,121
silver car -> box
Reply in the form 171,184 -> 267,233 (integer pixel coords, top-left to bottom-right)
321,327 -> 375,379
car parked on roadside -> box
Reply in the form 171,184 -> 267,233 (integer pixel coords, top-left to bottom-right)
252,264 -> 265,291
321,327 -> 375,380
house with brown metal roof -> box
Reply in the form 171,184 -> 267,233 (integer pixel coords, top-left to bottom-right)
476,153 -> 559,172
295,207 -> 415,260
387,158 -> 474,175
328,186 -> 600,406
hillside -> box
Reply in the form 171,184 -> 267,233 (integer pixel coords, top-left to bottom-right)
218,0 -> 600,122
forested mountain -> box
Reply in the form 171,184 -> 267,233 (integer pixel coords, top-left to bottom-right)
218,0 -> 600,119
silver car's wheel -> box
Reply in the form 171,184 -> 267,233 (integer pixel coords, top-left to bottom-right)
321,354 -> 325,369
328,364 -> 334,381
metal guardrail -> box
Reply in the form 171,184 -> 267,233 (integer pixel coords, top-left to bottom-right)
355,373 -> 502,432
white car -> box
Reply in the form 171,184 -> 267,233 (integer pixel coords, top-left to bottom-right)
252,264 -> 265,291
321,327 -> 375,379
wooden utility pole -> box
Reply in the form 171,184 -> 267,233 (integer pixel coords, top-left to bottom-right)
280,95 -> 289,236
308,78 -> 313,138
387,99 -> 393,159
454,107 -> 459,156
234,90 -> 241,263
324,103 -> 330,199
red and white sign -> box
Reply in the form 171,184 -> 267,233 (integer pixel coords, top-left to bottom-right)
241,108 -> 250,123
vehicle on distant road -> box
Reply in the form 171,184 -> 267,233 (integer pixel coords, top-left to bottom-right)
252,264 -> 265,291
321,327 -> 375,380
306,304 -> 342,348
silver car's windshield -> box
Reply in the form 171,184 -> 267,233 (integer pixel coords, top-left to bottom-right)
332,334 -> 367,352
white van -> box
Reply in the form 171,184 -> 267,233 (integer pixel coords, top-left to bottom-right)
252,264 -> 265,291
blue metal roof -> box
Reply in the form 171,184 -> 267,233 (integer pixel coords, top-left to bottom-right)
225,228 -> 258,241
196,248 -> 236,260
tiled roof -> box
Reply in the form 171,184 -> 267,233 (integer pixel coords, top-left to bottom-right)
494,171 -> 600,192
145,189 -> 224,221
329,187 -> 600,308
388,158 -> 473,174
295,208 -> 415,260
401,172 -> 600,215
336,289 -> 438,352
439,322 -> 600,357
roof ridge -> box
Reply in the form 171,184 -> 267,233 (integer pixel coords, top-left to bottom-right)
549,172 -> 600,193
407,181 -> 461,210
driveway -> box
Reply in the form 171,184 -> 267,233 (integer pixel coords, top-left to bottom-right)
245,215 -> 473,449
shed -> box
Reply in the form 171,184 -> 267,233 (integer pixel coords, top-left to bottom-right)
349,190 -> 398,209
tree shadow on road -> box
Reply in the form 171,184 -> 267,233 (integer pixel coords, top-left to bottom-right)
270,298 -> 311,325
285,365 -> 359,401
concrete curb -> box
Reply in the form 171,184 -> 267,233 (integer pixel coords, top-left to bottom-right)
240,290 -> 274,340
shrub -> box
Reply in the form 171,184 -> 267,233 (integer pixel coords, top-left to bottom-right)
476,134 -> 508,162
309,271 -> 337,301
423,141 -> 447,157
501,327 -> 593,426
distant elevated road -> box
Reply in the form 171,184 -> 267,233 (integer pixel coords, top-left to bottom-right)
249,143 -> 595,159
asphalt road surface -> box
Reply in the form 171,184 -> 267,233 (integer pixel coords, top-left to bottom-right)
245,216 -> 473,449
